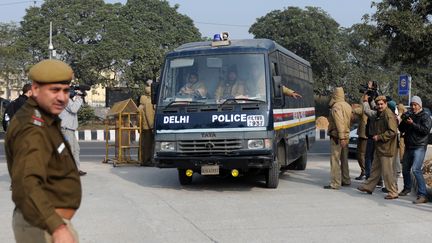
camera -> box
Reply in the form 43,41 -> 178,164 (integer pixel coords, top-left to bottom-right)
358,81 -> 379,101
70,84 -> 90,99
401,110 -> 414,122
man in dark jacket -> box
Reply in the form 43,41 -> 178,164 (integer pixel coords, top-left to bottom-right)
398,96 -> 432,204
2,83 -> 32,131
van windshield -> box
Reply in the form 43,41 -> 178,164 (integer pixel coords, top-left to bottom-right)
159,53 -> 266,106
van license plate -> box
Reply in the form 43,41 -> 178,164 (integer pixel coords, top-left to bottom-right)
201,165 -> 219,175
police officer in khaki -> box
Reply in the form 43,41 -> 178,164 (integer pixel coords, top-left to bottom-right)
352,103 -> 368,180
5,59 -> 81,243
138,85 -> 155,165
357,95 -> 399,199
324,87 -> 352,189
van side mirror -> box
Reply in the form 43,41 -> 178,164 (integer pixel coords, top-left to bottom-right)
151,81 -> 159,105
273,76 -> 282,98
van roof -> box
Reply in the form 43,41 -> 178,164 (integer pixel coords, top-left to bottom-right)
170,39 -> 310,66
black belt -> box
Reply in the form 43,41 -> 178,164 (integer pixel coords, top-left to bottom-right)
62,127 -> 75,132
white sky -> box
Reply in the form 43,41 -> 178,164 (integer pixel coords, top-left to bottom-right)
0,0 -> 378,39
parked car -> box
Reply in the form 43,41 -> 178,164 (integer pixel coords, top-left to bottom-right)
348,128 -> 358,158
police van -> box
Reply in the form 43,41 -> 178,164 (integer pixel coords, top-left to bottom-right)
152,33 -> 315,188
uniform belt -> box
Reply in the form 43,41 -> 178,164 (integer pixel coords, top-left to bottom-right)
55,208 -> 76,220
61,127 -> 75,132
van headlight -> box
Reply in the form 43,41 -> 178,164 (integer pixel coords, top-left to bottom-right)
247,139 -> 264,149
160,141 -> 176,151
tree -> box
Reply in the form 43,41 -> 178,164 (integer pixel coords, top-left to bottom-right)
18,0 -> 201,90
341,22 -> 401,102
0,22 -> 31,99
19,0 -> 121,86
372,0 -> 432,104
120,0 -> 201,89
249,7 -> 346,95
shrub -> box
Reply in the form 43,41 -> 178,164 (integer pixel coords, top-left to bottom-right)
78,104 -> 96,125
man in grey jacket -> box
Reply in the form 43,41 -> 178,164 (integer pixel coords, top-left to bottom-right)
60,94 -> 86,176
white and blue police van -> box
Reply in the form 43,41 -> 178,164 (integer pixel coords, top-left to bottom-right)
151,33 -> 315,188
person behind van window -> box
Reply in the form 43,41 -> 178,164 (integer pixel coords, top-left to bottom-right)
398,96 -> 432,204
178,72 -> 207,98
2,83 -> 32,131
215,66 -> 248,100
282,86 -> 302,99
324,87 -> 352,190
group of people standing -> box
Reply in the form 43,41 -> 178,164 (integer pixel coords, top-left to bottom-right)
325,84 -> 432,204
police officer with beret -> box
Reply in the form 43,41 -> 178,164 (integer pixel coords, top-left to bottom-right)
5,59 -> 82,243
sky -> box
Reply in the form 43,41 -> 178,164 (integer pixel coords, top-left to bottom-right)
0,0 -> 378,39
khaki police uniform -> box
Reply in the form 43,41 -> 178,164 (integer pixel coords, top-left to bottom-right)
5,59 -> 81,242
215,79 -> 248,100
352,103 -> 368,177
139,86 -> 155,165
360,97 -> 398,198
282,86 -> 295,96
327,87 -> 352,189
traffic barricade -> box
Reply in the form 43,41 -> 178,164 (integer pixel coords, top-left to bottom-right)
102,98 -> 142,167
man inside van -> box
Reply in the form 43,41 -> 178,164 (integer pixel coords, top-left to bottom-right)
215,66 -> 248,100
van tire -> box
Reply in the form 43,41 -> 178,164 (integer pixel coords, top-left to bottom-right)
294,152 -> 308,170
178,169 -> 192,185
265,160 -> 279,188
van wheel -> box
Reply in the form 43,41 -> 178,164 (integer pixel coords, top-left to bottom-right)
287,148 -> 308,170
294,152 -> 308,170
265,160 -> 279,188
178,169 -> 192,185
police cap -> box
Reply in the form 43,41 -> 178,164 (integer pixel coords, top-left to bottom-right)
29,59 -> 73,84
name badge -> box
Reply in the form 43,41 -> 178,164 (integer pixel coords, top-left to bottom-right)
57,143 -> 65,154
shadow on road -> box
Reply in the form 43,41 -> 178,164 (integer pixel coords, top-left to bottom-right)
108,165 -> 274,192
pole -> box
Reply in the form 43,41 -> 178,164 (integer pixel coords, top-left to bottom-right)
408,75 -> 412,106
48,22 -> 54,59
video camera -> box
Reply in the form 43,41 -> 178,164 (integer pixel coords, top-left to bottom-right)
358,81 -> 379,101
401,110 -> 414,122
70,84 -> 91,99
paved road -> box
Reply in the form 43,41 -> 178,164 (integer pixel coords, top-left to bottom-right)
1,141 -> 431,243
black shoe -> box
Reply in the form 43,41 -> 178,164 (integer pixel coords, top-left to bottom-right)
399,189 -> 411,196
79,170 -> 87,176
323,185 -> 339,190
355,174 -> 365,180
341,182 -> 351,187
381,187 -> 389,193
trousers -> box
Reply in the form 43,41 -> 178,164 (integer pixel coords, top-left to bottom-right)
13,208 -> 79,243
330,139 -> 351,188
362,151 -> 398,197
62,129 -> 80,169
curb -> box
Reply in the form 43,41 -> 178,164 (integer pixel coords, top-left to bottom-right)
75,130 -> 140,142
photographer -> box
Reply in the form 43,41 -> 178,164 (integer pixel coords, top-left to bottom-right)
398,96 -> 432,204
59,87 -> 87,176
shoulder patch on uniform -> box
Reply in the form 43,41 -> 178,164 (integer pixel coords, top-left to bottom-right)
32,109 -> 45,126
